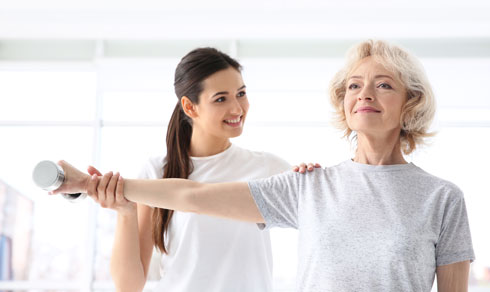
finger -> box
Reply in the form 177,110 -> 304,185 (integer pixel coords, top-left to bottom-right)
299,163 -> 306,173
87,174 -> 99,203
315,163 -> 321,168
105,172 -> 120,207
115,175 -> 127,204
87,165 -> 103,176
307,163 -> 314,171
56,160 -> 67,169
292,165 -> 299,172
97,171 -> 113,206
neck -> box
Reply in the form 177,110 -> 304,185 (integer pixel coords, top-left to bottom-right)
353,130 -> 407,165
189,127 -> 231,157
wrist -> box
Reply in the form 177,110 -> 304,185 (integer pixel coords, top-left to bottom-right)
82,174 -> 92,193
117,204 -> 137,218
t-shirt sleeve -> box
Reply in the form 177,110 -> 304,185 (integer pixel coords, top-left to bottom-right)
137,162 -> 151,179
248,171 -> 301,230
137,156 -> 165,180
435,188 -> 475,266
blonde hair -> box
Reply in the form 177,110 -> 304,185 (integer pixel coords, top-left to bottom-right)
329,40 -> 436,155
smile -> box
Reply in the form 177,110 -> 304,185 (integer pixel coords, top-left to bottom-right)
224,116 -> 243,127
355,106 -> 381,113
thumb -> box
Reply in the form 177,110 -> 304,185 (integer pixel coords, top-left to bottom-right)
87,165 -> 103,176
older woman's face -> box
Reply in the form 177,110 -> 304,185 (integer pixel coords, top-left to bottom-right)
344,56 -> 407,136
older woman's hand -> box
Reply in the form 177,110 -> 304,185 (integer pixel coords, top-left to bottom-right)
86,167 -> 135,215
49,160 -> 91,195
292,162 -> 321,174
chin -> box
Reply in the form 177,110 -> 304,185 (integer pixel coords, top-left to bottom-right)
229,129 -> 244,138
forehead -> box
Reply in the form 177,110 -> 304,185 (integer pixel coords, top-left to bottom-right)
201,67 -> 243,92
348,56 -> 396,79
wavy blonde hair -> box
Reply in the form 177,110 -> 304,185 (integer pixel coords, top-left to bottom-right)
329,40 -> 436,155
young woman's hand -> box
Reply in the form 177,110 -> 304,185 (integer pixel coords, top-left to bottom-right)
86,167 -> 136,216
292,162 -> 321,174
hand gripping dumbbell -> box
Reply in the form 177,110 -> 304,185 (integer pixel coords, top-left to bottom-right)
32,160 -> 87,201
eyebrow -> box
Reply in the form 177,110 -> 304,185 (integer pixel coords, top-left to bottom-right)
211,85 -> 246,98
348,75 -> 394,81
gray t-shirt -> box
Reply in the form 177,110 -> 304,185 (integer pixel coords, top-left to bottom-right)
248,160 -> 475,292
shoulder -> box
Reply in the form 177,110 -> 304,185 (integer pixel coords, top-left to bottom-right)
411,165 -> 465,202
233,145 -> 291,173
139,155 -> 166,179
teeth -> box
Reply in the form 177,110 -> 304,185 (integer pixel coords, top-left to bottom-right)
225,117 -> 241,123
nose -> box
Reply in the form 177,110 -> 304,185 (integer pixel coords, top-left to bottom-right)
358,84 -> 375,101
230,97 -> 243,115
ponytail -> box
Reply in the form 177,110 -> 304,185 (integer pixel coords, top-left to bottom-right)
152,102 -> 193,254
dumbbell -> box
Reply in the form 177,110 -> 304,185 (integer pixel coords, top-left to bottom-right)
32,160 -> 87,201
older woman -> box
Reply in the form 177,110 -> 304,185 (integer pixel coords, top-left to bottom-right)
57,40 -> 474,292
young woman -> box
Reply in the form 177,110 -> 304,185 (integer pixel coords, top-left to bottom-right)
57,40 -> 474,292
72,48 -> 302,292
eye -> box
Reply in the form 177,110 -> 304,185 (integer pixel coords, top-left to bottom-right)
237,91 -> 246,97
378,83 -> 393,89
348,83 -> 360,90
215,96 -> 226,102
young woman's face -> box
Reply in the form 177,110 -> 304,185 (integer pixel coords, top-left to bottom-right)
192,67 -> 249,139
344,57 -> 407,137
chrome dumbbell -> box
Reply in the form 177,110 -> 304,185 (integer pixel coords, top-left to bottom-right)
32,160 -> 87,201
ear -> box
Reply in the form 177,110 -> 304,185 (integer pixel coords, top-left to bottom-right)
181,96 -> 198,119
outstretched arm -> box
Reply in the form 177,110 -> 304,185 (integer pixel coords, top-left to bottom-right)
54,160 -> 264,223
122,178 -> 263,222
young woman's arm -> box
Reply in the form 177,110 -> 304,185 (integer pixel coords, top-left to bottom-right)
85,169 -> 154,292
436,260 -> 470,292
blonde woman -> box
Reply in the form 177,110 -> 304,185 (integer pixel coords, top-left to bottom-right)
57,40 -> 474,292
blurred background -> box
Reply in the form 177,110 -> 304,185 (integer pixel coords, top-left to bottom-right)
1,0 -> 489,291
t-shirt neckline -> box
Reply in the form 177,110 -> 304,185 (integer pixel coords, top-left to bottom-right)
190,144 -> 235,161
345,159 -> 416,172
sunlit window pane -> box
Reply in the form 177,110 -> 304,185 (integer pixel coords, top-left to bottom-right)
0,71 -> 96,121
0,126 -> 93,282
241,59 -> 342,92
102,91 -> 175,123
422,58 -> 490,108
98,59 -> 177,92
247,91 -> 332,123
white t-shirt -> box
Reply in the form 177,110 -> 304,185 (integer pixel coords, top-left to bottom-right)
249,160 -> 475,292
138,144 -> 290,292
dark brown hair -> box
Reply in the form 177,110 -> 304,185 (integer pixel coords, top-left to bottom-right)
152,47 -> 242,253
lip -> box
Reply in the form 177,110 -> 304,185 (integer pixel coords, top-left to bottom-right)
223,115 -> 243,127
355,106 -> 381,113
